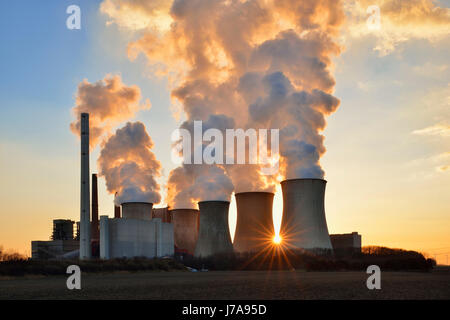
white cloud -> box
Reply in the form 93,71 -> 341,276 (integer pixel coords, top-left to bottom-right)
345,0 -> 450,55
412,124 -> 450,137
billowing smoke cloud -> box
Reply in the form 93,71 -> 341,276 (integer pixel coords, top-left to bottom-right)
70,74 -> 150,148
167,165 -> 234,209
244,71 -> 340,178
101,0 -> 345,206
346,0 -> 450,55
168,114 -> 235,208
98,121 -> 161,205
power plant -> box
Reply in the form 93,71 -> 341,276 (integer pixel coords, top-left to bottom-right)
31,112 -> 358,261
195,201 -> 234,257
233,192 -> 274,253
280,179 -> 333,250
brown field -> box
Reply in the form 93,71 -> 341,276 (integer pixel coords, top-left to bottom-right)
0,268 -> 449,300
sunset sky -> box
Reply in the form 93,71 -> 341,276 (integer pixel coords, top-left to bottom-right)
0,0 -> 449,264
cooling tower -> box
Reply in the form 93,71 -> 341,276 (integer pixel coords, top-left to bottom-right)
194,201 -> 233,257
171,209 -> 199,254
122,202 -> 153,220
152,207 -> 171,223
280,179 -> 332,250
79,113 -> 91,259
233,192 -> 275,253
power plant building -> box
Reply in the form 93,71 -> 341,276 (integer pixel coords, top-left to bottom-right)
52,219 -> 75,240
31,240 -> 79,260
31,219 -> 79,259
100,202 -> 174,259
330,232 -> 362,253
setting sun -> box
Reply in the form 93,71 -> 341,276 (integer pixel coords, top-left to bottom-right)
273,234 -> 282,245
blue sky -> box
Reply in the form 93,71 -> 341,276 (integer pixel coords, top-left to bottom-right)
0,1 -> 176,252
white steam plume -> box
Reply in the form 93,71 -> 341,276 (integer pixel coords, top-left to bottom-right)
98,121 -> 162,205
101,0 -> 345,206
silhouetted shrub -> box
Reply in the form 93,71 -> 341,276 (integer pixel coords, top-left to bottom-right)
180,246 -> 434,272
0,257 -> 185,277
0,246 -> 435,276
0,246 -> 27,262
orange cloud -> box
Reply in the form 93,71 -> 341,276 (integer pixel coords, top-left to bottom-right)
100,0 -> 173,31
345,0 -> 450,55
101,0 -> 345,205
70,74 -> 150,148
413,124 -> 450,137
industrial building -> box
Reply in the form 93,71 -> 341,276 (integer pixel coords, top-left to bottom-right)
99,202 -> 174,259
51,219 -> 75,240
31,240 -> 79,260
330,232 -> 362,254
31,219 -> 79,259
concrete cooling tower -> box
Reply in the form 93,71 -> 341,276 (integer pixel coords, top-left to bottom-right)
280,179 -> 332,250
194,201 -> 233,257
152,207 -> 171,223
233,192 -> 275,253
171,209 -> 199,255
122,202 -> 153,220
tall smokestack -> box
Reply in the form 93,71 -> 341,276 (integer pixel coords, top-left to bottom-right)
91,173 -> 99,241
194,201 -> 233,257
171,209 -> 199,255
280,179 -> 332,250
114,205 -> 121,218
114,192 -> 121,218
233,192 -> 274,253
80,113 -> 91,259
